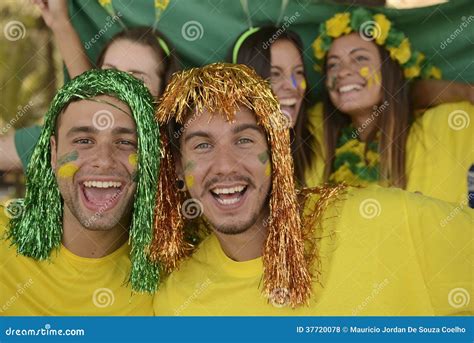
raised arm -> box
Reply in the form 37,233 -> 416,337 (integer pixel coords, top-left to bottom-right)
34,0 -> 92,78
411,79 -> 474,109
0,132 -> 22,172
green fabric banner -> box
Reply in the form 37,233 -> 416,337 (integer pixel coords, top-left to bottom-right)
69,0 -> 474,100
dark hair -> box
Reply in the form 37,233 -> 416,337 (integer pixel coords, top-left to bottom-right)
322,45 -> 411,188
228,26 -> 314,186
95,26 -> 181,96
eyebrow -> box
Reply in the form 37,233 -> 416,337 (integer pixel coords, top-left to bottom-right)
127,69 -> 147,76
102,64 -> 147,76
66,126 -> 99,137
232,123 -> 262,134
66,126 -> 135,137
271,64 -> 304,70
327,47 -> 371,60
183,131 -> 209,144
183,123 -> 262,143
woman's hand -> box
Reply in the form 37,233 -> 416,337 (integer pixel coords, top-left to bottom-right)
33,0 -> 70,30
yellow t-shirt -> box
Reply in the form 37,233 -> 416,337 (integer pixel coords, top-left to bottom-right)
0,213 -> 153,316
305,102 -> 325,187
304,101 -> 474,204
406,101 -> 474,203
154,186 -> 473,316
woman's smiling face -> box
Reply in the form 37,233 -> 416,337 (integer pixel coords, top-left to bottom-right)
325,32 -> 383,117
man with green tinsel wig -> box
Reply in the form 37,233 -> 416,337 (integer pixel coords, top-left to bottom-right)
0,69 -> 161,315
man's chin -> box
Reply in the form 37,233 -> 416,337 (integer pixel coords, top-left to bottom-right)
210,215 -> 260,236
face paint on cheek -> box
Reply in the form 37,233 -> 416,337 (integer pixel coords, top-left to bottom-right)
327,75 -> 337,91
359,66 -> 371,88
359,67 -> 381,89
57,150 -> 78,166
56,150 -> 79,179
258,151 -> 272,177
184,160 -> 196,189
58,163 -> 79,178
291,74 -> 298,89
128,153 -> 138,168
299,79 -> 307,92
128,153 -> 138,183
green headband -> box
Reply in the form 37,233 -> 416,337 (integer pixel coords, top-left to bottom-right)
312,7 -> 442,80
7,69 -> 162,293
157,37 -> 171,57
232,27 -> 261,64
98,0 -> 171,57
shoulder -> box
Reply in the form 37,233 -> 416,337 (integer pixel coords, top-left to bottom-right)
410,101 -> 473,140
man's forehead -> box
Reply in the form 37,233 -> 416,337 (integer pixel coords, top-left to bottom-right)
181,106 -> 266,142
64,95 -> 131,114
187,106 -> 258,125
57,95 -> 135,132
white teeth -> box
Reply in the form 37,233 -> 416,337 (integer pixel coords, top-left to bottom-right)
339,84 -> 362,93
83,181 -> 122,188
212,186 -> 245,195
280,98 -> 297,106
216,197 -> 241,205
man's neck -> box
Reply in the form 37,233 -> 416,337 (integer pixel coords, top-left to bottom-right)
61,207 -> 129,258
213,217 -> 268,262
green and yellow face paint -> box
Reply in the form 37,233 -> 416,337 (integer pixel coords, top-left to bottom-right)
184,160 -> 196,188
57,150 -> 79,179
128,152 -> 138,182
359,66 -> 381,89
258,150 -> 272,177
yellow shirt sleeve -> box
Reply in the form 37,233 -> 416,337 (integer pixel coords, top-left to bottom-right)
406,101 -> 474,203
305,102 -> 326,187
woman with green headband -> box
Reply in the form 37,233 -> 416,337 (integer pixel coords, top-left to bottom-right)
230,22 -> 473,199
230,26 -> 312,186
306,7 -> 473,205
1,0 -> 180,173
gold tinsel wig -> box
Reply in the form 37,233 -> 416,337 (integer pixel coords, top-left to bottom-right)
149,62 -> 312,307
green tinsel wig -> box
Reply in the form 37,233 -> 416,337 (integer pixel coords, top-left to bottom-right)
7,69 -> 161,293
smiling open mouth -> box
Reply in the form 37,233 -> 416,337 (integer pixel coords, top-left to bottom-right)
338,83 -> 364,94
80,180 -> 124,211
210,185 -> 248,206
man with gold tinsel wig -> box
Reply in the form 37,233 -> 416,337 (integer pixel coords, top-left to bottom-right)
1,69 -> 161,315
151,63 -> 473,315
